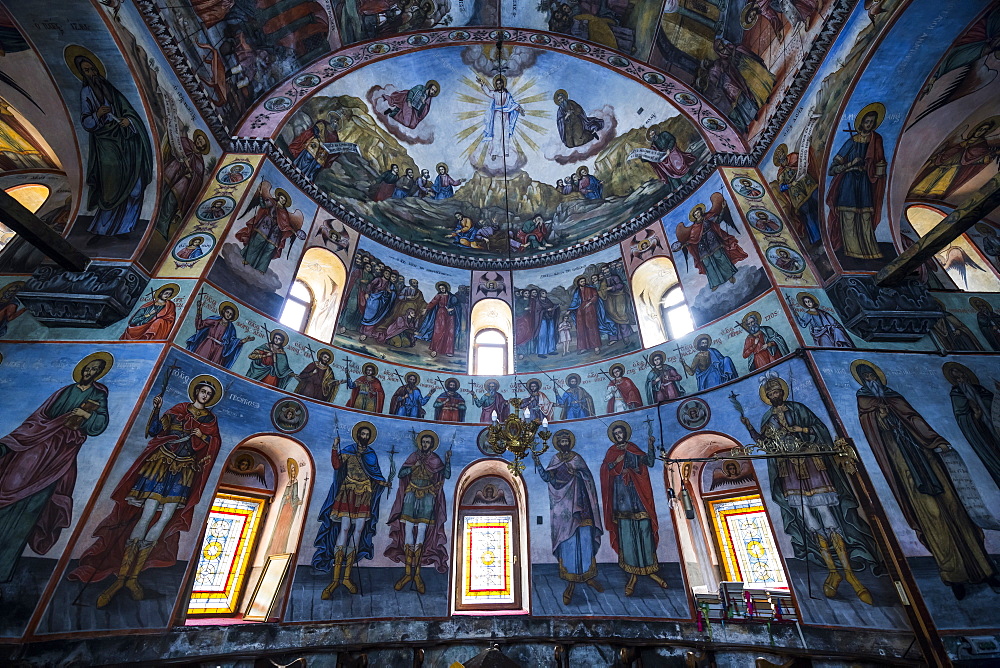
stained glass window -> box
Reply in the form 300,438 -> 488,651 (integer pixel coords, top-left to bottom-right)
187,493 -> 266,615
461,514 -> 514,605
710,494 -> 787,588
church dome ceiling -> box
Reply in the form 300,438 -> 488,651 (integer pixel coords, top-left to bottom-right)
239,35 -> 738,269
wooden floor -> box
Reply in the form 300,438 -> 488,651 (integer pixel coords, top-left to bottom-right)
530,562 -> 690,619
37,559 -> 186,634
786,558 -> 909,630
908,555 -> 1000,630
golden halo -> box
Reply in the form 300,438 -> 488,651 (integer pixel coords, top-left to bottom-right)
850,359 -> 886,387
576,165 -> 589,176
741,311 -> 762,325
190,236 -> 205,245
796,292 -> 819,308
969,297 -> 992,312
155,283 -> 180,299
218,301 -> 239,319
269,328 -> 289,344
740,4 -> 759,28
694,333 -> 712,348
689,203 -> 707,222
607,420 -> 632,442
192,130 -> 210,154
942,361 -> 979,386
436,162 -> 448,172
856,102 -> 886,130
317,347 -> 335,361
274,188 -> 291,206
425,79 -> 440,95
1,280 -> 25,300
405,371 -> 421,384
435,281 -> 450,292
553,89 -> 568,103
492,74 -> 507,89
526,377 -> 543,389
609,363 -> 626,376
444,376 -> 461,388
64,45 -> 106,80
352,420 -> 378,444
188,374 -> 223,406
553,428 -> 576,449
566,373 -> 582,385
73,351 -> 114,383
773,144 -> 788,163
361,362 -> 379,375
759,377 -> 789,405
416,429 -> 440,450
484,378 -> 500,390
287,458 -> 299,480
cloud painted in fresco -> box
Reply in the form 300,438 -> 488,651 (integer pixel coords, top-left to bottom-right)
461,44 -> 539,79
545,104 -> 619,165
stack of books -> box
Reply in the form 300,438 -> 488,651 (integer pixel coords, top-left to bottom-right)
694,592 -> 725,620
769,590 -> 797,621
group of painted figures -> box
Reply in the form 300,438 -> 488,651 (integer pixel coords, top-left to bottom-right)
0,352 -> 999,609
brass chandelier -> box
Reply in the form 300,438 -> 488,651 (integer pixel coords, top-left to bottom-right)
488,398 -> 551,475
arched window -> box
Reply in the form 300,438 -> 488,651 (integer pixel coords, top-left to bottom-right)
284,246 -> 348,339
451,461 -> 529,615
184,437 -> 313,623
0,183 -> 49,252
906,203 -> 1000,292
630,256 -> 692,346
473,328 -> 508,375
279,279 -> 313,332
469,298 -> 513,375
666,434 -> 792,620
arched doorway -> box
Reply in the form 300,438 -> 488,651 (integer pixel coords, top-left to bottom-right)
450,460 -> 529,615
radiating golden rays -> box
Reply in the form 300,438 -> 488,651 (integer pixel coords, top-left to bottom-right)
452,74 -> 548,154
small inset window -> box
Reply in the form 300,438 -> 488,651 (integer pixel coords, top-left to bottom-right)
473,328 -> 507,376
279,279 -> 313,332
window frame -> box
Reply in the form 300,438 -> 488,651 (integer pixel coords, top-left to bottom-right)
472,327 -> 508,376
279,278 -> 315,333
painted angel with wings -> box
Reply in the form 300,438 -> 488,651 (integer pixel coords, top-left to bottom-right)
234,180 -> 306,274
671,192 -> 747,290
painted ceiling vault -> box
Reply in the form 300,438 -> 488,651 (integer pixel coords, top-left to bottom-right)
138,0 -> 851,268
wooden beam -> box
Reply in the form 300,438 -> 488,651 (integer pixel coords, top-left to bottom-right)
0,188 -> 90,272
876,173 -> 1000,286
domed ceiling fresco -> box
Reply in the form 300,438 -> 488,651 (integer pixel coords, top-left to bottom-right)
270,43 -> 713,265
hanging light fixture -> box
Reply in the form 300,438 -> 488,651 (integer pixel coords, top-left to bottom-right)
487,400 -> 551,475
479,27 -> 551,476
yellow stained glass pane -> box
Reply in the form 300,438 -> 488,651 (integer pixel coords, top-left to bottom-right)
187,493 -> 265,615
710,494 -> 787,588
461,514 -> 514,604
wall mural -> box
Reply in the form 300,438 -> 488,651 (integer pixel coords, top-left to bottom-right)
333,236 -> 471,373
514,245 -> 639,373
662,172 -> 768,327
276,44 -> 709,263
4,0 -> 160,262
0,342 -> 161,637
97,0 -> 222,272
207,160 -> 318,317
813,350 -> 1000,630
650,0 -> 836,141
0,276 -> 196,343
178,283 -> 798,425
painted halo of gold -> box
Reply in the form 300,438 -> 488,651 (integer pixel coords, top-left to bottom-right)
694,333 -> 712,348
287,458 -> 299,480
741,310 -> 762,326
796,291 -> 820,308
218,301 -> 239,319
553,89 -> 568,103
942,361 -> 979,386
73,351 -> 114,383
64,45 -> 106,80
850,359 -> 886,387
361,362 -> 379,376
351,420 -> 378,444
155,283 -> 180,299
688,203 -> 707,222
609,363 -> 626,377
553,428 -> 575,449
740,4 -> 759,28
969,297 -> 991,312
607,419 -> 632,442
856,102 -> 886,130
405,371 -> 421,384
436,162 -> 448,173
416,429 -> 440,450
188,373 -> 223,406
435,281 -> 450,292
270,328 -> 289,345
192,130 -> 210,154
758,377 -> 789,406
274,188 -> 291,206
316,348 -> 335,361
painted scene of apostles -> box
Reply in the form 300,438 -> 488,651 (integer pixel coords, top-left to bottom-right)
276,44 -> 708,261
334,239 -> 471,373
513,246 -> 641,371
